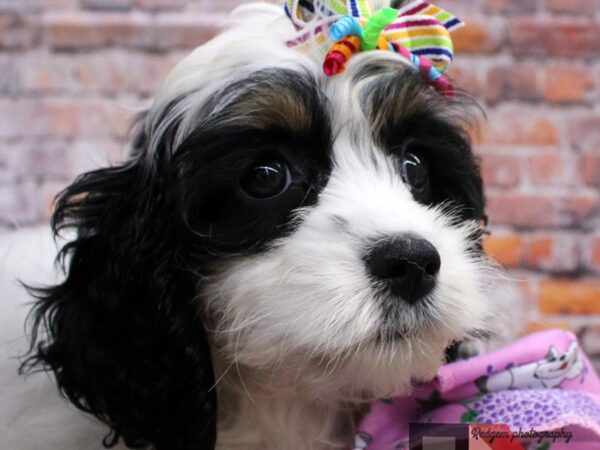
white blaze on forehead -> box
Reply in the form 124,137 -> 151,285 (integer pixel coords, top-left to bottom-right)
150,5 -> 306,116
145,4 -> 320,156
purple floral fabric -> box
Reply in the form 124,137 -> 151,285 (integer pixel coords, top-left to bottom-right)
464,389 -> 600,428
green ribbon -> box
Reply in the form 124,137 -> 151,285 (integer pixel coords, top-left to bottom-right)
361,7 -> 399,51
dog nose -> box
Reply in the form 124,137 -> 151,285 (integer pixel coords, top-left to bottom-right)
364,234 -> 441,304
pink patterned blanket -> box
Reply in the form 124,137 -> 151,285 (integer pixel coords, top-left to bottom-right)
354,330 -> 600,449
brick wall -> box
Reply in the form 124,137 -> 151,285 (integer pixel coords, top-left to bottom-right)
444,0 -> 600,356
1,1 -> 600,358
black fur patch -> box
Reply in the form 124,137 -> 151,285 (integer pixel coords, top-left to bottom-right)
175,69 -> 333,254
357,61 -> 486,223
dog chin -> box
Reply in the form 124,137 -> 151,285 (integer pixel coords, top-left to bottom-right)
340,299 -> 494,397
208,292 -> 464,401
305,332 -> 451,400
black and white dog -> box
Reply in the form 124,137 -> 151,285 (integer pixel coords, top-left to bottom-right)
11,2 -> 515,450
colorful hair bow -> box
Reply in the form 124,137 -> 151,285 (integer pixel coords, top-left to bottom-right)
285,0 -> 464,97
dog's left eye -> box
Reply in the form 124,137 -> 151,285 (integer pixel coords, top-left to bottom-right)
401,151 -> 430,199
241,159 -> 291,199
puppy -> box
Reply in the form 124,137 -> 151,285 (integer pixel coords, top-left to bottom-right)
21,2 -> 513,449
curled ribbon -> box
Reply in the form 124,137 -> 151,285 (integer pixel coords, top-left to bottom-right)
285,0 -> 464,97
323,35 -> 361,76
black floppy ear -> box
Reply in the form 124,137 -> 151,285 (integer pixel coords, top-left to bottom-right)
22,126 -> 216,450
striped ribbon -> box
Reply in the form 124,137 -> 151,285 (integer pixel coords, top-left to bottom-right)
285,0 -> 464,90
386,0 -> 463,73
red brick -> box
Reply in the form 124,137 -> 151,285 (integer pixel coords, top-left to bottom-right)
568,115 -> 600,153
516,278 -> 537,305
45,12 -> 153,50
487,193 -> 599,228
32,0 -> 78,9
544,65 -> 595,104
484,0 -> 537,14
0,139 -> 69,182
525,236 -> 552,266
485,65 -> 541,104
539,280 -> 600,314
0,137 -> 124,183
0,143 -> 25,183
487,193 -> 559,228
74,51 -> 131,93
134,0 -> 186,11
20,51 -> 135,94
448,61 -> 481,97
527,154 -> 571,186
581,155 -> 600,187
45,12 -> 222,51
127,52 -> 180,95
482,111 -> 560,146
0,98 -> 132,139
545,0 -> 598,14
0,56 -> 16,93
509,17 -> 599,57
81,0 -> 132,10
524,234 -> 580,272
0,13 -> 39,49
18,53 -> 75,93
591,237 -> 600,269
483,234 -> 523,268
480,153 -> 521,188
0,99 -> 74,139
453,16 -> 505,54
75,99 -> 133,138
0,0 -> 43,13
151,14 -> 223,50
560,194 -> 599,225
579,325 -> 600,358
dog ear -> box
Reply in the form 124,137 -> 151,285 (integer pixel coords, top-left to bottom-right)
21,125 -> 217,450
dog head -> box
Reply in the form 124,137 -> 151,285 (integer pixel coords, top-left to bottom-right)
24,3 -> 496,449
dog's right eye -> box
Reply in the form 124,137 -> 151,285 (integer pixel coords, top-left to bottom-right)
241,159 -> 291,200
400,150 -> 430,202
